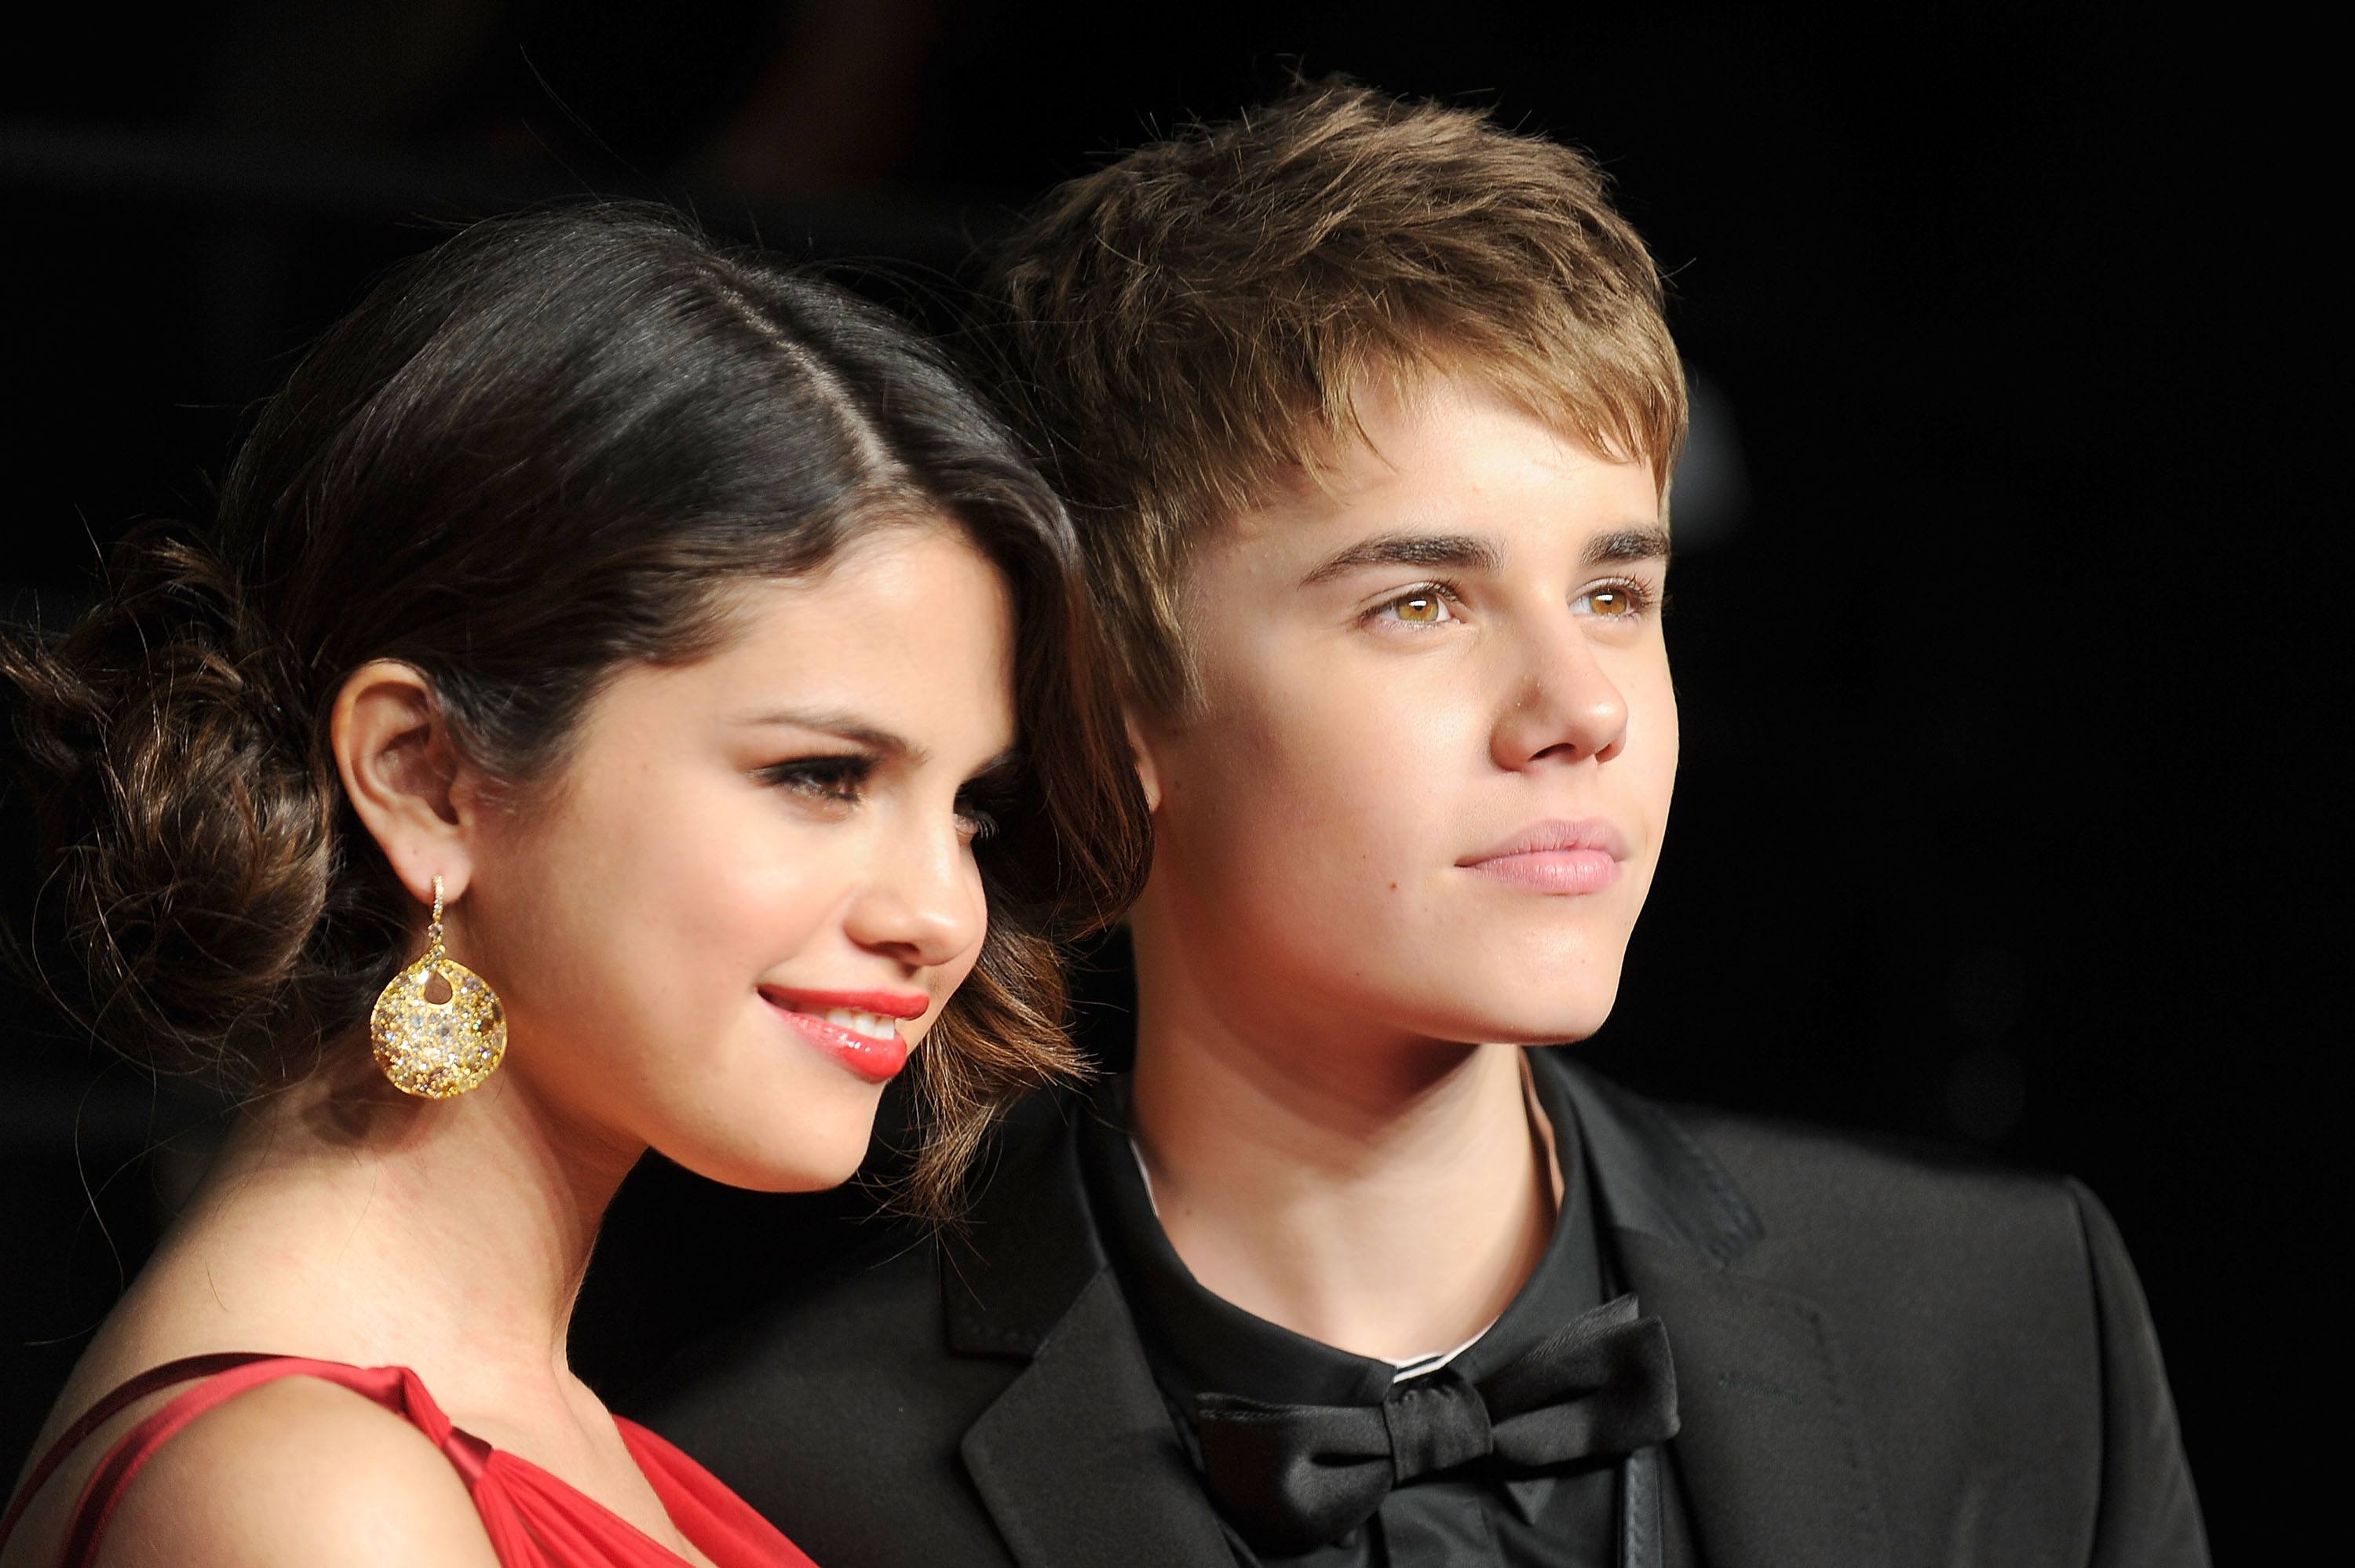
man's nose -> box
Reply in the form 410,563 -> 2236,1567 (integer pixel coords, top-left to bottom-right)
1488,619 -> 1630,771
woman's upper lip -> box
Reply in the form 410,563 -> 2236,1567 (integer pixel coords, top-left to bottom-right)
758,986 -> 931,1020
1458,817 -> 1633,864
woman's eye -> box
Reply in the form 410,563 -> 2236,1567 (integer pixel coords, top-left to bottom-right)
757,757 -> 873,805
1574,581 -> 1652,619
955,778 -> 1017,846
1375,588 -> 1457,626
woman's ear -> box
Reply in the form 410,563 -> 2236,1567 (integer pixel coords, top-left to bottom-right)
1122,708 -> 1163,814
330,659 -> 477,906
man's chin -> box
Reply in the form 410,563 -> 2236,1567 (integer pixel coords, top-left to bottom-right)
1479,984 -> 1611,1045
1411,994 -> 1622,1052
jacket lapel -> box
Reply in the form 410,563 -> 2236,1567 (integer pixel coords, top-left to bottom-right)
944,1092 -> 1235,1567
1546,1057 -> 1893,1568
1615,1230 -> 1892,1568
949,1062 -> 1897,1567
960,1269 -> 1236,1566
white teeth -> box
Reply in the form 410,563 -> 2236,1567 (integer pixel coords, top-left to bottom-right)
821,1007 -> 896,1041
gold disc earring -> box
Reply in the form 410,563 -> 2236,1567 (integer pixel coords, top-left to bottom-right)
370,875 -> 506,1098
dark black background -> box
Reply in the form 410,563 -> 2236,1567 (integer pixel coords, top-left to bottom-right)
2,4 -> 2329,1554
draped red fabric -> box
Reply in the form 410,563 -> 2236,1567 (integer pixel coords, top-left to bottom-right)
0,1355 -> 819,1568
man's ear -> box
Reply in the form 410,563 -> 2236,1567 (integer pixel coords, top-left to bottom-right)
330,659 -> 477,907
1122,707 -> 1164,814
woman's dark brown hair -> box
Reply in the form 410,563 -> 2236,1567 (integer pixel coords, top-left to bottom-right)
0,202 -> 1148,1218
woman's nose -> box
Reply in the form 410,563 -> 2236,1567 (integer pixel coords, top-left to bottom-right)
841,821 -> 986,970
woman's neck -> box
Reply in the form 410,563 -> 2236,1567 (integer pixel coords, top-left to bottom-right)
1128,983 -> 1555,1362
125,1050 -> 639,1422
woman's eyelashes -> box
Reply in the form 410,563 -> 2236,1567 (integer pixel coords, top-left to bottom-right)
756,753 -> 876,810
955,771 -> 1021,845
757,752 -> 1015,844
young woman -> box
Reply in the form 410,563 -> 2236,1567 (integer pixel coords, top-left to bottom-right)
0,204 -> 1147,1567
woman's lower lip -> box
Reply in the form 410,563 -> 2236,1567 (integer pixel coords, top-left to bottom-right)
767,1004 -> 908,1082
1461,848 -> 1622,893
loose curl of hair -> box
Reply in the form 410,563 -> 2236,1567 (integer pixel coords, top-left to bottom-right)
0,203 -> 1149,1220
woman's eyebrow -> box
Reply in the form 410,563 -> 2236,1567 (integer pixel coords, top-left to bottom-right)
1298,531 -> 1502,587
960,749 -> 1026,789
732,708 -> 925,764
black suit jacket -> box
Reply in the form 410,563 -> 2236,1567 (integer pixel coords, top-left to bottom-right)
640,1055 -> 2207,1566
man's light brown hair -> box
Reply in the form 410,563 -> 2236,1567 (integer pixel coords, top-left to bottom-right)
985,79 -> 1688,717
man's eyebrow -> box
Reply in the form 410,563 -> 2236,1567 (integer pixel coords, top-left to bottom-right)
1585,525 -> 1674,568
1298,524 -> 1670,587
1298,532 -> 1504,587
733,708 -> 927,766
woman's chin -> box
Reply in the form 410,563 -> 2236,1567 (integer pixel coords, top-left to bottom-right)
662,1132 -> 876,1196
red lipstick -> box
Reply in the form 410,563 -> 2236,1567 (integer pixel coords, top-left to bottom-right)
760,988 -> 930,1020
1458,817 -> 1631,895
758,986 -> 927,1083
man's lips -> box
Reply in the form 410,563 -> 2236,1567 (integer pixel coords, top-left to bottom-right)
1456,817 -> 1631,894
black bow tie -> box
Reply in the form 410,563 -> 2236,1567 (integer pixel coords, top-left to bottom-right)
1193,1293 -> 1679,1552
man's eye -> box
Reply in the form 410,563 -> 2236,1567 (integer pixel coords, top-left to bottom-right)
1376,588 -> 1457,625
1574,581 -> 1653,618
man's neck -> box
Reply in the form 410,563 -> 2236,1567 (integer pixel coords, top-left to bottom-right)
1128,1010 -> 1557,1362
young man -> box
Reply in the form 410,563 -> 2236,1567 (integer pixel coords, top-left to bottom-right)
646,83 -> 2207,1566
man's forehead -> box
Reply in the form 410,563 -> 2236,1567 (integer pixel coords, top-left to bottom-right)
1251,367 -> 1652,500
1211,427 -> 1663,581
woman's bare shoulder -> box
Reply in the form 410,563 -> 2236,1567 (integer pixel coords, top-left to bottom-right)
83,1375 -> 503,1568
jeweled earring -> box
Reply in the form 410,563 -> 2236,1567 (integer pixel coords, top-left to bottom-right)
371,875 -> 506,1098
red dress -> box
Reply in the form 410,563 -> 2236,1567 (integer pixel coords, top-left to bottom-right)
0,1354 -> 820,1567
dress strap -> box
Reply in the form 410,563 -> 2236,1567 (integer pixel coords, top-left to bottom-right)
0,1352 -> 275,1555
0,1354 -> 489,1568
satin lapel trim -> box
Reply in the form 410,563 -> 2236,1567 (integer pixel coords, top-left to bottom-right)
1541,1057 -> 1889,1566
1539,1054 -> 1762,1265
961,1268 -> 1236,1568
1615,1229 -> 1892,1568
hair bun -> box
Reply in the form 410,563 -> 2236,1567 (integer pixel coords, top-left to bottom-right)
2,522 -> 335,1078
